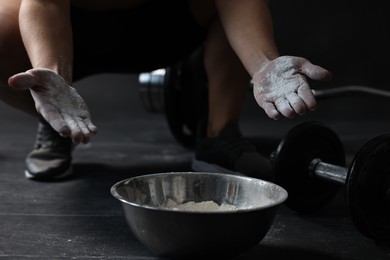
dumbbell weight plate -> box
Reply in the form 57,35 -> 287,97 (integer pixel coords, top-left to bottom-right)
138,66 -> 199,148
164,47 -> 208,149
346,134 -> 390,241
273,121 -> 346,213
163,65 -> 196,149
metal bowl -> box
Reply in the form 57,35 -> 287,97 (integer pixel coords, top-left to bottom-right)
111,172 -> 288,258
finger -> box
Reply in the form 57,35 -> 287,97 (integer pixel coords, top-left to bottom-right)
51,119 -> 71,138
76,120 -> 92,144
275,98 -> 295,118
262,102 -> 281,120
297,84 -> 317,111
286,93 -> 306,115
299,59 -> 332,81
30,92 -> 71,136
63,114 -> 83,144
8,73 -> 39,90
84,118 -> 98,135
36,105 -> 71,137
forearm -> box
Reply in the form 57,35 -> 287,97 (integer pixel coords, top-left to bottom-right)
215,0 -> 279,76
19,0 -> 73,83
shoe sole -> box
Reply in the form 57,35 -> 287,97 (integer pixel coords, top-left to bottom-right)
25,166 -> 73,180
191,157 -> 244,176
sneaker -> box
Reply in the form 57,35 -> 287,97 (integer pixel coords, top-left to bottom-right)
25,119 -> 74,180
191,120 -> 273,181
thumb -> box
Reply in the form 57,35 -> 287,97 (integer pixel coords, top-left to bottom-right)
8,72 -> 39,90
299,59 -> 332,82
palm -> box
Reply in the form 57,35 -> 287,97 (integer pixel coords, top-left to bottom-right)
8,68 -> 98,144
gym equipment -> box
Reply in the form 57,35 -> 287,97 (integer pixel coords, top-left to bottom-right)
272,121 -> 390,242
138,68 -> 166,113
138,47 -> 208,149
139,56 -> 390,150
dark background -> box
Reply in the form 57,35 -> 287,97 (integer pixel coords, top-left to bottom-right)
0,2 -> 389,259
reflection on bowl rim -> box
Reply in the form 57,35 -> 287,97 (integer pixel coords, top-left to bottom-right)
111,172 -> 288,214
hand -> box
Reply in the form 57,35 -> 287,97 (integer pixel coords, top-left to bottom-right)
8,68 -> 98,144
252,56 -> 332,120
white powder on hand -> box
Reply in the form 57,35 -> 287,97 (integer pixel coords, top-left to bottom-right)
161,199 -> 238,212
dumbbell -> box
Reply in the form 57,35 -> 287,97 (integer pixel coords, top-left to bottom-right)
138,46 -> 208,149
272,121 -> 390,242
139,56 -> 390,151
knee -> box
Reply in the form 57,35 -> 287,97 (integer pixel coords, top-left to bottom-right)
0,2 -> 30,79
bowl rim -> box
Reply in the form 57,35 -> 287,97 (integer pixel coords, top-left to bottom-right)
110,171 -> 288,214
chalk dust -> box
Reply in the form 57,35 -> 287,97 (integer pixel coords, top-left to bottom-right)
161,199 -> 239,212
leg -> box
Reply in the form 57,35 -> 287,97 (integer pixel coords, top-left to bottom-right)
189,0 -> 249,136
190,0 -> 272,180
0,0 -> 37,116
204,18 -> 250,138
0,1 -> 74,180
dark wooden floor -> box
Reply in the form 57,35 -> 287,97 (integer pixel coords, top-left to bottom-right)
0,74 -> 389,259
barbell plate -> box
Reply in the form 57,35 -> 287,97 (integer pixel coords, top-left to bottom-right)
346,134 -> 390,242
273,121 -> 346,213
163,50 -> 208,150
164,66 -> 197,149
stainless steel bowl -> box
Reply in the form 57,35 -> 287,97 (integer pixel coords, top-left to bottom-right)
111,172 -> 288,258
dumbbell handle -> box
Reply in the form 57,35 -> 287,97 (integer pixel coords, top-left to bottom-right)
309,158 -> 347,185
313,85 -> 390,100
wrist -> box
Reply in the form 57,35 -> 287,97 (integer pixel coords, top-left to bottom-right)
250,54 -> 278,77
251,58 -> 274,85
32,62 -> 72,84
50,65 -> 73,85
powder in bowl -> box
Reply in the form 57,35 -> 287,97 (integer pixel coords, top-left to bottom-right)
162,199 -> 239,212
